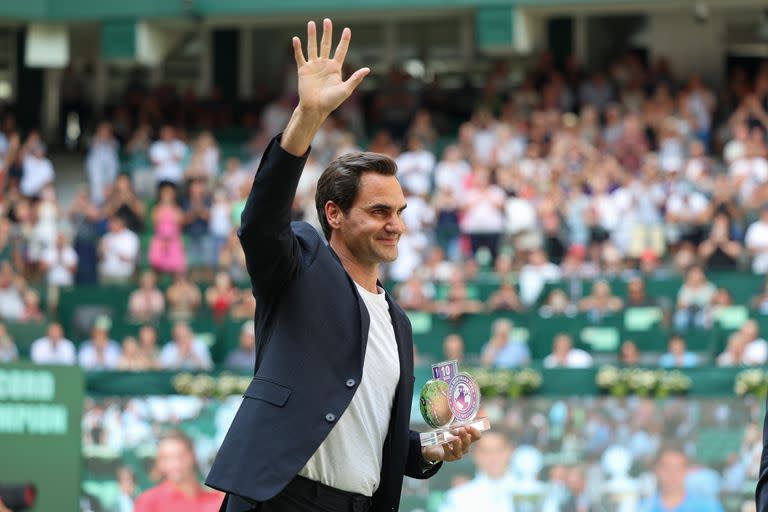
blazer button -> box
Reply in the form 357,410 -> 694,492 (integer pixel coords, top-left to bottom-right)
325,413 -> 336,422
346,378 -> 356,388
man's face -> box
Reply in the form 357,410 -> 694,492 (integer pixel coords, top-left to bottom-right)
156,439 -> 196,483
656,451 -> 687,495
333,172 -> 406,265
473,433 -> 511,479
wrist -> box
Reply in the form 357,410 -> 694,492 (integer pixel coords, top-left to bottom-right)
421,447 -> 440,465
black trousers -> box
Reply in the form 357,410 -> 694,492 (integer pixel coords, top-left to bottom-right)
221,476 -> 373,512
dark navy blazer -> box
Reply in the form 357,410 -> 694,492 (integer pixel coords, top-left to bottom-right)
758,403 -> 768,511
205,135 -> 440,512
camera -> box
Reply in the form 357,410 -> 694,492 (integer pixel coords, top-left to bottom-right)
0,484 -> 37,511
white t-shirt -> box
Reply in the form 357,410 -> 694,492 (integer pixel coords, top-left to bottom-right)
149,140 -> 187,184
396,150 -> 436,196
78,340 -> 122,370
299,283 -> 401,496
158,340 -> 213,370
20,155 -> 54,197
42,246 -> 78,286
30,337 -> 77,365
543,348 -> 594,368
460,186 -> 506,234
743,338 -> 768,365
745,220 -> 768,274
434,160 -> 470,197
100,229 -> 139,280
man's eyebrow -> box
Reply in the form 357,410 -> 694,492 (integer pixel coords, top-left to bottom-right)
364,203 -> 408,211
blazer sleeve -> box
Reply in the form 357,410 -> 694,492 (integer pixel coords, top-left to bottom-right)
404,430 -> 442,479
238,134 -> 310,295
757,397 -> 768,511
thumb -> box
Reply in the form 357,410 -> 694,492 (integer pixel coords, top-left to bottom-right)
343,67 -> 370,94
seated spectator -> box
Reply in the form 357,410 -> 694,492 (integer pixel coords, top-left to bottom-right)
133,429 -> 223,512
206,272 -> 239,322
578,279 -> 624,318
673,265 -> 716,330
148,125 -> 188,187
394,275 -> 436,311
418,246 -> 456,283
543,333 -> 593,368
745,204 -> 768,274
560,244 -> 600,279
225,321 -> 256,372
209,189 -> 232,266
116,336 -> 154,371
442,334 -> 465,363
166,272 -> 202,322
519,249 -> 561,306
751,279 -> 768,314
218,230 -> 248,283
78,318 -> 121,370
485,279 -> 525,312
639,444 -> 724,512
0,322 -> 18,362
68,187 -> 104,285
539,288 -> 578,317
626,277 -> 658,308
148,183 -> 186,275
19,288 -> 43,322
698,213 -> 742,270
128,271 -> 166,323
102,174 -> 145,233
40,232 -> 78,288
159,322 -> 213,370
0,262 -> 24,320
99,215 -> 140,284
659,334 -> 699,368
433,273 -> 484,321
619,339 -> 641,367
230,289 -> 257,320
19,131 -> 54,198
716,331 -> 748,367
740,319 -> 768,365
137,325 -> 160,366
481,319 -> 531,368
30,322 -> 76,365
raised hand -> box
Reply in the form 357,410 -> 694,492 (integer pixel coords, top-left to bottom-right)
292,19 -> 370,117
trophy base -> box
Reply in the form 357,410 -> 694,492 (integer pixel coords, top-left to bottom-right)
419,417 -> 491,447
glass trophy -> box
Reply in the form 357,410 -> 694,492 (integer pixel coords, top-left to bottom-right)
418,360 -> 491,446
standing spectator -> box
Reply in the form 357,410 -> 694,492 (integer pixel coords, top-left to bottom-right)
208,189 -> 232,267
543,333 -> 593,368
481,319 -> 531,368
224,321 -> 256,372
166,272 -> 202,322
698,213 -> 742,270
0,322 -> 18,362
182,178 -> 212,270
149,125 -> 187,188
128,270 -> 166,323
30,322 -> 76,365
460,167 -> 506,259
148,183 -> 186,275
69,187 -> 104,284
103,174 -> 146,234
674,265 -> 716,330
745,204 -> 768,274
85,121 -> 119,205
40,232 -> 78,288
639,444 -> 723,512
395,135 -> 435,197
159,322 -> 213,370
78,318 -> 121,370
99,215 -> 140,284
134,430 -> 223,512
659,334 -> 699,368
19,131 -> 54,199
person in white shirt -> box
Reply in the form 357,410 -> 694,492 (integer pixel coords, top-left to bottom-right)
86,121 -> 119,205
30,322 -> 76,365
149,125 -> 187,186
519,249 -> 561,306
0,262 -> 24,321
20,131 -> 55,198
543,333 -> 593,368
440,432 -> 516,512
99,216 -> 140,283
460,167 -> 507,259
158,321 -> 213,370
740,319 -> 768,365
395,135 -> 436,197
745,205 -> 768,274
434,145 -> 471,197
78,320 -> 121,370
40,232 -> 78,287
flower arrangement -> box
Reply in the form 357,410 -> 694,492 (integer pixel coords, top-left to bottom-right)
734,369 -> 768,397
172,372 -> 252,398
471,368 -> 542,398
595,366 -> 691,398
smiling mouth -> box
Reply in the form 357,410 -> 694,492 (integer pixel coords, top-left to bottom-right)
378,239 -> 399,245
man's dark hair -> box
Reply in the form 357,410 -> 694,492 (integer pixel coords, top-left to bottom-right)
315,152 -> 397,240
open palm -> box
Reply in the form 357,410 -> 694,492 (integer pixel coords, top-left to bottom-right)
292,19 -> 369,116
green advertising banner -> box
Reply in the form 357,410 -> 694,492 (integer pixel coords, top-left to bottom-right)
0,363 -> 83,512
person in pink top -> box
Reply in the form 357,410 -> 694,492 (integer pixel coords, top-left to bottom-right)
148,183 -> 186,274
134,430 -> 223,512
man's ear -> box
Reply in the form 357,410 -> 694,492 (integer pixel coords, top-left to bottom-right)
325,201 -> 343,231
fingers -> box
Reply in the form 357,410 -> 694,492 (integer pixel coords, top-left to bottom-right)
334,27 -> 351,65
292,36 -> 306,67
343,67 -> 370,94
319,18 -> 333,59
306,20 -> 318,60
